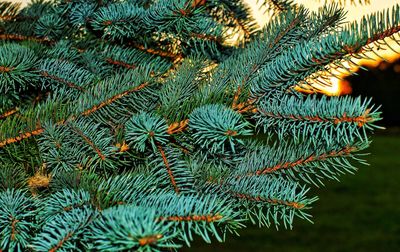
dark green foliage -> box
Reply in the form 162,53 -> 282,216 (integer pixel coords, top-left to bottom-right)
35,13 -> 67,39
0,0 -> 396,251
0,164 -> 27,191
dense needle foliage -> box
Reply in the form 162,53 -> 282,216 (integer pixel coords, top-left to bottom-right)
0,0 -> 398,251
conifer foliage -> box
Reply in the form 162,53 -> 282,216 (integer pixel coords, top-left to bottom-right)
0,0 -> 397,251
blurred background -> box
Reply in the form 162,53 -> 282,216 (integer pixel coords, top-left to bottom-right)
8,0 -> 400,251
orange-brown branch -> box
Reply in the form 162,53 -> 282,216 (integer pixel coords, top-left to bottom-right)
0,83 -> 149,149
234,193 -> 305,209
0,15 -> 17,21
253,145 -> 358,175
191,33 -> 222,43
0,108 -> 18,120
49,232 -> 73,252
270,17 -> 301,49
261,109 -> 373,127
105,58 -> 136,69
138,234 -> 163,246
365,25 -> 400,47
69,125 -> 106,161
225,129 -> 237,136
0,66 -> 14,73
10,218 -> 19,241
231,86 -> 242,109
157,144 -> 180,194
167,119 -> 189,135
40,71 -> 85,92
130,43 -> 183,62
0,34 -> 52,43
0,15 -> 38,22
0,128 -> 44,148
191,0 -> 206,8
232,99 -> 257,114
82,82 -> 148,116
158,214 -> 223,222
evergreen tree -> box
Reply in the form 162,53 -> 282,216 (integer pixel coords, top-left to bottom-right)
0,0 -> 397,251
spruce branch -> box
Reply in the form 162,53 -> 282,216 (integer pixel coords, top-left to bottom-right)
0,33 -> 53,43
235,139 -> 370,186
0,107 -> 19,120
32,207 -> 96,252
125,112 -> 169,152
0,0 -> 393,250
189,104 -> 253,153
225,176 -> 317,228
37,189 -> 92,222
0,189 -> 37,252
0,43 -> 39,93
0,164 -> 27,191
0,69 -> 154,149
254,95 -> 381,143
38,59 -> 95,93
89,206 -> 179,251
151,146 -> 196,194
138,193 -> 244,245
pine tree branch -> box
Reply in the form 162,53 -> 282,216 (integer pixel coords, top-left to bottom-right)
158,214 -> 223,222
0,128 -> 44,148
254,95 -> 381,144
68,124 -> 106,161
0,0 -> 392,247
1,73 -> 151,149
105,58 -> 137,69
250,145 -> 357,175
0,190 -> 37,251
258,108 -> 374,127
0,33 -> 52,43
0,107 -> 18,120
128,42 -> 183,62
39,70 -> 86,92
48,232 -> 73,252
102,44 -> 173,73
157,144 -> 180,194
81,82 -> 149,116
251,5 -> 400,99
232,193 -> 305,209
